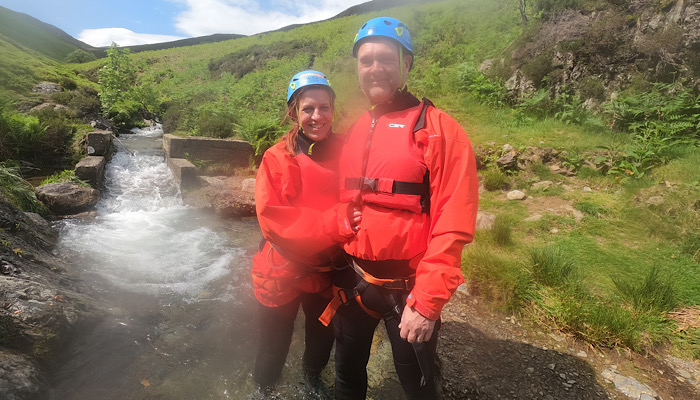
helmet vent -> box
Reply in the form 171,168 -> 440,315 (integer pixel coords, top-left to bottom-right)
383,20 -> 392,25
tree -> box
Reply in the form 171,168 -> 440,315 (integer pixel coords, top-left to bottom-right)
64,49 -> 97,63
519,0 -> 529,24
98,43 -> 136,115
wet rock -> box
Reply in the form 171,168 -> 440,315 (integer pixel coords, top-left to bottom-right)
602,368 -> 661,400
182,176 -> 256,218
241,178 -> 256,193
35,182 -> 100,215
0,351 -> 45,400
0,197 -> 102,398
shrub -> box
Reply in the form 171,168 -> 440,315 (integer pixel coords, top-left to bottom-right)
491,215 -> 515,247
462,244 -> 533,311
613,267 -> 677,313
574,201 -> 606,217
0,164 -> 48,214
69,90 -> 101,117
31,107 -> 77,159
529,246 -> 577,287
50,91 -> 75,105
162,105 -> 183,134
235,115 -> 285,157
456,63 -> 508,106
521,51 -> 553,87
58,77 -> 78,91
40,169 -> 89,186
481,168 -> 511,191
65,49 -> 98,64
196,109 -> 234,139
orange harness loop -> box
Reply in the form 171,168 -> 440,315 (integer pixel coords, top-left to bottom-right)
318,259 -> 415,326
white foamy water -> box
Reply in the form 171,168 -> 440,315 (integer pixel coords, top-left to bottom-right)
59,125 -> 239,300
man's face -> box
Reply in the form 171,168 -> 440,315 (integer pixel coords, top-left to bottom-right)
356,38 -> 412,105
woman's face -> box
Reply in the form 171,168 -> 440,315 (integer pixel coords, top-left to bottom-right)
297,88 -> 333,142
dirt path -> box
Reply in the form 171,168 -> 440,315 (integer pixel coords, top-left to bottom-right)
434,288 -> 700,400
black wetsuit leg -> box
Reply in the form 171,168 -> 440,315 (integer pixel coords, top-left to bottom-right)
300,291 -> 336,374
253,298 -> 299,386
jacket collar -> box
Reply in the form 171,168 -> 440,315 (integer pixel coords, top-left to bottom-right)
369,87 -> 421,119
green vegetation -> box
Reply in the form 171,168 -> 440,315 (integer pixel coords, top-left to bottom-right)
40,169 -> 89,186
0,0 -> 697,361
0,164 -> 48,213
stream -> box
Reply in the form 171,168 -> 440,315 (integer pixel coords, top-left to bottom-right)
47,126 -> 316,399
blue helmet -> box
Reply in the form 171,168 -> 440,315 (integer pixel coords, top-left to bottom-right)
352,16 -> 413,58
286,70 -> 334,105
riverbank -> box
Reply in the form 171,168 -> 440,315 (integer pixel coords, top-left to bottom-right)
0,197 -> 104,399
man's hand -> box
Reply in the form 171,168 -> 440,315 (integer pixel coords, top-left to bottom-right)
398,305 -> 436,343
349,203 -> 362,232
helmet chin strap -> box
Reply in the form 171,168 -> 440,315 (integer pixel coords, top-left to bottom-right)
399,46 -> 405,89
369,46 -> 407,108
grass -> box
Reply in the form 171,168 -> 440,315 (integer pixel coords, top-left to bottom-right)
0,0 -> 697,361
0,163 -> 48,214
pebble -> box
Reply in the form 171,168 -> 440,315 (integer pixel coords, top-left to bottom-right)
583,186 -> 592,192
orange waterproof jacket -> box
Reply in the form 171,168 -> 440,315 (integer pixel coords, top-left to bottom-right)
338,94 -> 479,320
253,135 -> 354,307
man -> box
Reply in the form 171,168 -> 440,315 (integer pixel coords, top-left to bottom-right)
329,16 -> 479,400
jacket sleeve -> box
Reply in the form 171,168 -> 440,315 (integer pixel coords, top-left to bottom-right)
405,109 -> 479,320
255,146 -> 354,263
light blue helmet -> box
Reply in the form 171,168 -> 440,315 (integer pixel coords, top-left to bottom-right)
286,70 -> 334,105
352,16 -> 413,58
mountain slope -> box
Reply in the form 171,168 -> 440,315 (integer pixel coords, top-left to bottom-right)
0,5 -> 99,61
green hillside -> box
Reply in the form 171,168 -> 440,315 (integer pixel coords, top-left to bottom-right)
1,0 -> 698,360
81,0 -> 698,358
0,5 -> 97,61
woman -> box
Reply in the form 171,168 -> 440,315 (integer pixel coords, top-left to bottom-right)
251,70 -> 358,397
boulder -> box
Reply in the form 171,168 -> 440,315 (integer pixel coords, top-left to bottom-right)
476,211 -> 496,230
35,182 -> 100,215
507,190 -> 527,200
496,150 -> 519,171
75,156 -> 107,188
181,176 -> 256,218
0,198 -> 102,398
86,131 -> 113,157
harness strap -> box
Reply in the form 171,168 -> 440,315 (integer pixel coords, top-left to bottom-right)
344,177 -> 428,197
354,279 -> 382,320
319,285 -> 350,326
349,258 -> 415,290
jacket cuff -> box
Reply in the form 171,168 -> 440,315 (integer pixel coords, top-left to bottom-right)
406,292 -> 441,321
324,203 -> 354,241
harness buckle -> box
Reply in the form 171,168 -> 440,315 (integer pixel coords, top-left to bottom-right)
337,288 -> 350,306
382,277 -> 414,290
360,177 -> 378,192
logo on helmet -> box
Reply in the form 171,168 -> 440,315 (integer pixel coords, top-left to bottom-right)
395,27 -> 404,37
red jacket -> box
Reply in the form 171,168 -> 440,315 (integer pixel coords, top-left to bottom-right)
338,94 -> 479,320
253,135 -> 354,307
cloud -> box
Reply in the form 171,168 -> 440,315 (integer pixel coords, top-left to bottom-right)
78,28 -> 188,47
172,0 -> 366,37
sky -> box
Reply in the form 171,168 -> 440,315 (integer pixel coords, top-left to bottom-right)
1,0 -> 368,47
